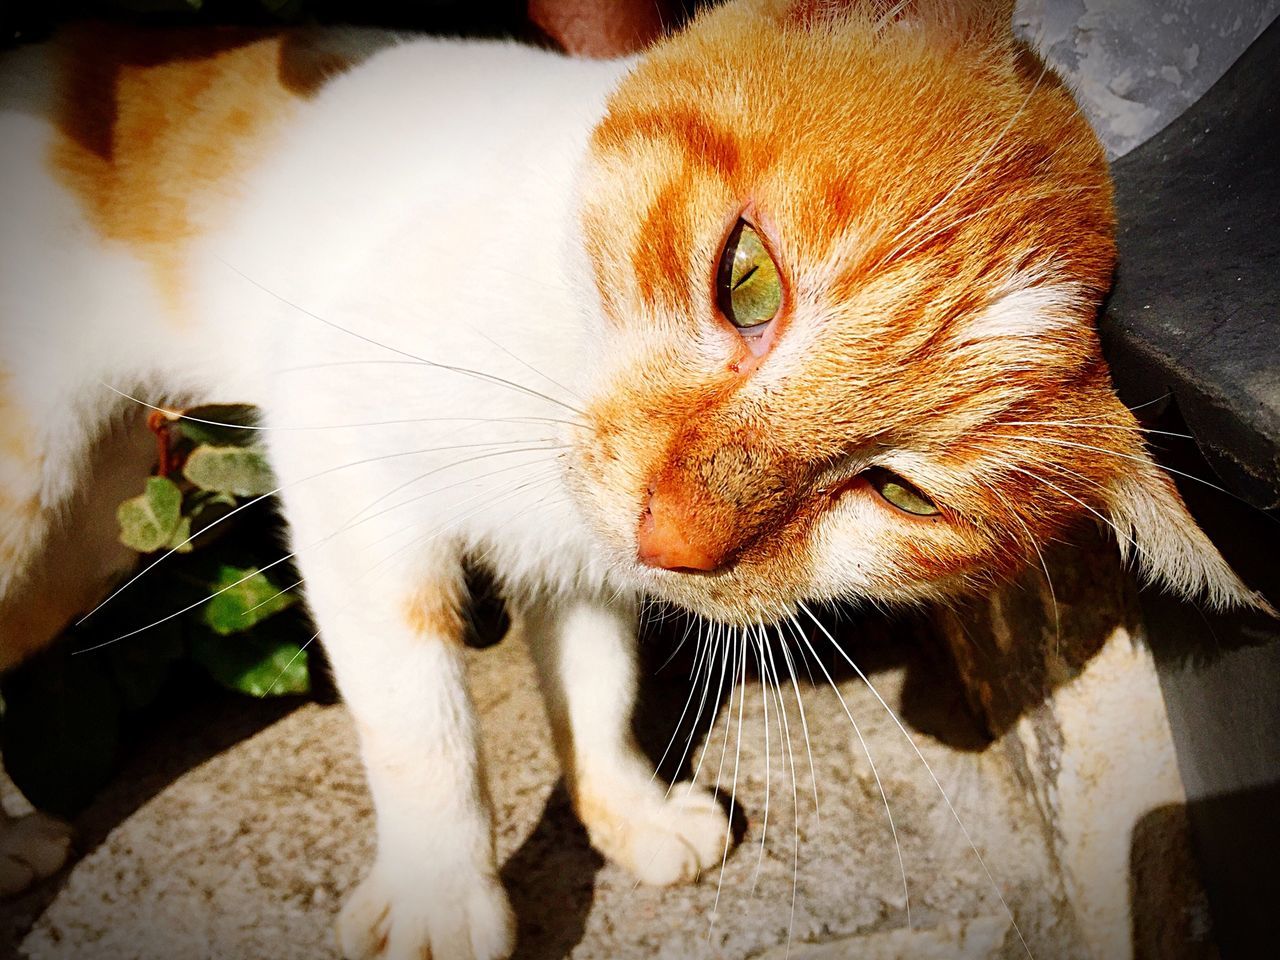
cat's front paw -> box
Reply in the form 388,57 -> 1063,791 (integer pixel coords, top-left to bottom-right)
335,858 -> 515,960
577,779 -> 731,886
0,811 -> 74,898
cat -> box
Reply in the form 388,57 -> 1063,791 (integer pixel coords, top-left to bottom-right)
0,0 -> 1266,957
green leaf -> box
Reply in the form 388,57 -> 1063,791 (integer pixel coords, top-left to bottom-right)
117,476 -> 183,553
166,515 -> 193,554
202,565 -> 296,636
173,404 -> 262,449
183,444 -> 275,497
190,631 -> 310,698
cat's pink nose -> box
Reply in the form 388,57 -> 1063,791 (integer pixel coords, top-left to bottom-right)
636,489 -> 723,572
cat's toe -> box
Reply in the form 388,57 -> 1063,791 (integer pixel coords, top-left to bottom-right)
336,860 -> 514,960
0,812 -> 74,898
666,783 -> 734,870
580,780 -> 732,886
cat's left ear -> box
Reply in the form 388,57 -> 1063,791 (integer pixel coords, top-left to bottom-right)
1105,449 -> 1274,613
766,0 -> 1015,36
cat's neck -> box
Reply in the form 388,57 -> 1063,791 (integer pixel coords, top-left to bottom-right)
176,37 -> 634,404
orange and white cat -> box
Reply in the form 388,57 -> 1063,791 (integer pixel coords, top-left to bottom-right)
0,0 -> 1264,957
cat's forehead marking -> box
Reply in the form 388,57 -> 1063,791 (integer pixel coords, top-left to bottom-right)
47,26 -> 362,316
592,108 -> 743,178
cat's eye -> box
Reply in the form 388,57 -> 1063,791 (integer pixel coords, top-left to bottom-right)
865,468 -> 939,517
716,219 -> 782,332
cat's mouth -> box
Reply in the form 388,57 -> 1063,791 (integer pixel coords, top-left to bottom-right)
631,564 -> 797,626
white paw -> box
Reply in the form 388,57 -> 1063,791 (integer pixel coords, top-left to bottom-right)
578,779 -> 732,886
335,858 -> 515,960
0,812 -> 74,898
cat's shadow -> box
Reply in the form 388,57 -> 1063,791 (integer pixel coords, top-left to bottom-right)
501,782 -> 604,960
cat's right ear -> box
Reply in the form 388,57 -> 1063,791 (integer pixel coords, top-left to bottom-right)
1104,447 -> 1274,614
757,0 -> 1016,36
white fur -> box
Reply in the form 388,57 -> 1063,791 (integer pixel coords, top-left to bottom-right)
0,35 -> 731,960
960,279 -> 1083,343
0,19 -> 1260,958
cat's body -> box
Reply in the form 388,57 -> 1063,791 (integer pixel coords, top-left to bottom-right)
0,2 -> 1264,957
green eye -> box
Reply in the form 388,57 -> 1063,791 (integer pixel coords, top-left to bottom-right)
866,468 -> 940,517
716,219 -> 782,331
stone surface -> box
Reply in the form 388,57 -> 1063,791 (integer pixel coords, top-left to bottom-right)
749,915 -> 1012,960
1016,0 -> 1279,158
938,540 -> 1217,960
3,543 -> 1212,960
7,611 -> 1090,957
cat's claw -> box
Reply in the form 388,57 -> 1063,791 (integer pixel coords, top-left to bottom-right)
336,859 -> 515,960
0,811 -> 74,898
578,779 -> 732,886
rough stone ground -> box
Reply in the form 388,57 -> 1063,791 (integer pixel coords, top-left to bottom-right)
2,603 -> 1102,960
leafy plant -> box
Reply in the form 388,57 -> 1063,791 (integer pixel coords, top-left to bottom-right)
1,404 -> 313,815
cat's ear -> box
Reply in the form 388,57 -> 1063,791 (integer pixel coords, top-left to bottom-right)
760,0 -> 1015,36
1105,450 -> 1273,613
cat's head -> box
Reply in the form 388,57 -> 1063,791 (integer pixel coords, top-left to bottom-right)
567,0 -> 1265,623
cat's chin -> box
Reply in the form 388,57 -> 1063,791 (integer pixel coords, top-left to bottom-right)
626,565 -> 803,628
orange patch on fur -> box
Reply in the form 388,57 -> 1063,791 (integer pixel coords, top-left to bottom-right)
0,372 -> 37,468
569,1 -> 1136,616
47,25 -> 361,314
403,581 -> 465,641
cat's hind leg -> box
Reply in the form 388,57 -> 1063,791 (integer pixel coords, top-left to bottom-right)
523,594 -> 732,886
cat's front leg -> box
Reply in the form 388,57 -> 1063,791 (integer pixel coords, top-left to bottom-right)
523,593 -> 732,885
304,559 -> 514,960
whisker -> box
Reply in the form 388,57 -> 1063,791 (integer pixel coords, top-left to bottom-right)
360,473 -> 565,578
349,450 -> 565,539
99,382 -> 584,432
997,460 -> 1145,558
874,51 -> 1050,269
651,623 -> 711,784
83,447 -> 561,651
997,433 -> 1273,518
779,635 -> 821,822
760,630 -> 801,956
219,257 -> 588,416
787,611 -> 911,930
979,478 -> 1060,647
998,418 -> 1192,441
710,624 -> 748,929
669,619 -> 720,800
655,612 -> 696,674
78,437 -> 558,623
75,552 -> 298,655
685,621 -> 731,796
246,456 -> 564,614
798,602 -> 1034,958
751,622 -> 771,893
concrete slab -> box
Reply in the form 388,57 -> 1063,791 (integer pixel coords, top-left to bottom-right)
4,544 -> 1210,959
0,647 -> 1067,955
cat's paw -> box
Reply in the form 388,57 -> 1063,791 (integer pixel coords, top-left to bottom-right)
335,859 -> 515,960
0,812 -> 74,898
578,779 -> 731,886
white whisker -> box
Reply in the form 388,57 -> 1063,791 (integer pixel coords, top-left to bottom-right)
219,256 -> 588,416
787,611 -> 910,929
799,602 -> 1034,958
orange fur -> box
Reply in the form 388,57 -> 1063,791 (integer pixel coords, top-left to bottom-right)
0,371 -> 43,565
47,25 -> 362,313
404,580 -> 466,641
571,0 -> 1168,617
